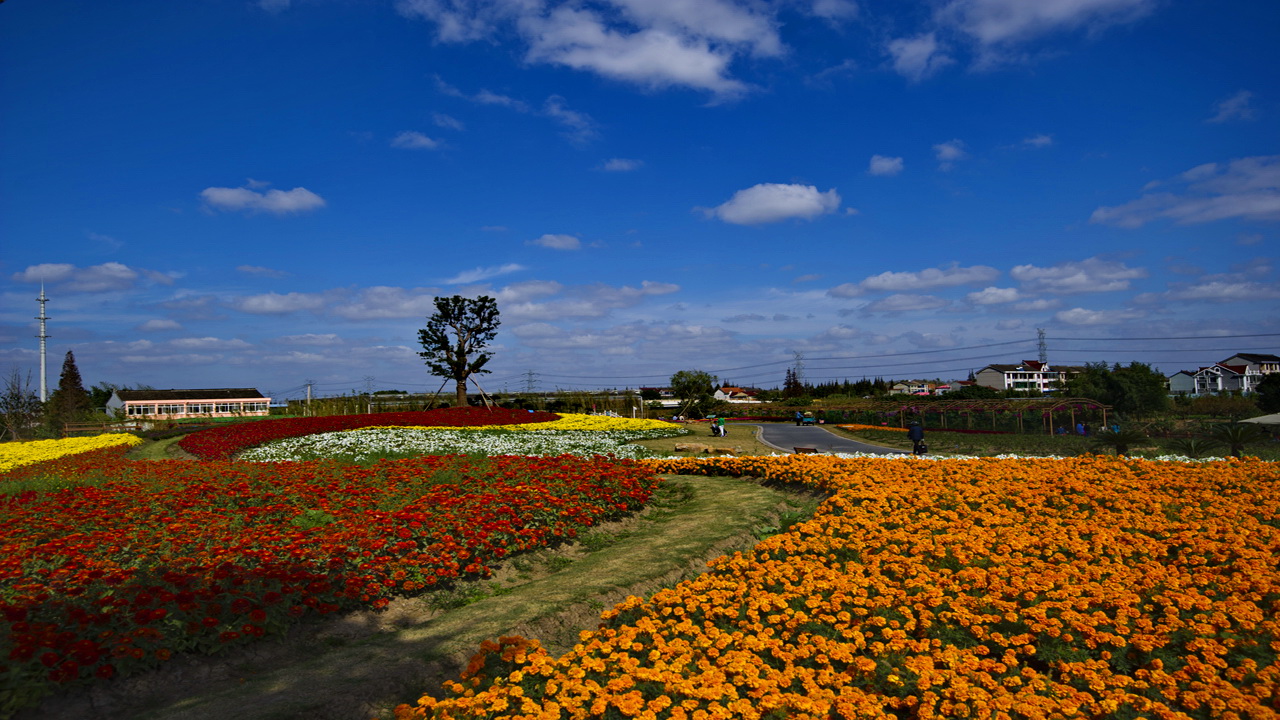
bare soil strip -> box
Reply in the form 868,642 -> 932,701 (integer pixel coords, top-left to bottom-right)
29,475 -> 820,720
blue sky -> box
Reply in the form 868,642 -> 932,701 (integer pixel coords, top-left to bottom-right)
2,0 -> 1278,400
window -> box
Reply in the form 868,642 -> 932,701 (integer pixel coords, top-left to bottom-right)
186,403 -> 215,414
156,404 -> 184,415
216,403 -> 237,413
127,404 -> 155,416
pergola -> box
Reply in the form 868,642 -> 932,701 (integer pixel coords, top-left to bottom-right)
818,397 -> 1111,434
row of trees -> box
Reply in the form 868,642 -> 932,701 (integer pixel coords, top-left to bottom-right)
1,351 -> 126,440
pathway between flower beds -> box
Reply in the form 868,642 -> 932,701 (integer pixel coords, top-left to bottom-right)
26,475 -> 819,720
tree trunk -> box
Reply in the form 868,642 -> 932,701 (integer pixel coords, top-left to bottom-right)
455,377 -> 468,407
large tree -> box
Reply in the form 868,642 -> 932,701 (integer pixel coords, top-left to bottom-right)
418,295 -> 501,407
1064,361 -> 1168,417
1,369 -> 43,440
670,369 -> 719,418
47,350 -> 92,429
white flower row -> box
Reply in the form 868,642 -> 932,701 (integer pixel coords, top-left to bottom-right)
240,426 -> 680,462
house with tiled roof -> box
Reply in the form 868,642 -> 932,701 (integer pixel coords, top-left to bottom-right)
106,388 -> 271,420
973,360 -> 1083,393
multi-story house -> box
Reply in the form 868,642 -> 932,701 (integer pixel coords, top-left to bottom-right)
973,360 -> 1082,393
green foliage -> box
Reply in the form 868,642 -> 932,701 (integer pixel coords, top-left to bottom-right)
1256,373 -> 1280,413
944,384 -> 1000,400
1209,421 -> 1267,458
418,295 -> 501,407
1065,361 -> 1168,417
46,350 -> 93,429
669,369 -> 719,418
1,369 -> 43,441
1165,437 -> 1224,459
1091,428 -> 1148,456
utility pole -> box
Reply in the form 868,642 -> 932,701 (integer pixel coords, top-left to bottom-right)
305,379 -> 314,415
524,369 -> 538,394
792,350 -> 806,386
36,284 -> 50,402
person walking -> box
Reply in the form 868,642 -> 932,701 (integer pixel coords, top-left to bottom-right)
907,421 -> 926,456
716,417 -> 727,437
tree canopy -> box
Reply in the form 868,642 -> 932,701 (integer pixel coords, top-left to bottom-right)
1065,361 -> 1168,417
47,350 -> 92,429
669,369 -> 719,418
418,295 -> 501,407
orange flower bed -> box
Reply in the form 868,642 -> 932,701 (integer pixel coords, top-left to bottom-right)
835,423 -> 907,433
394,455 -> 1280,719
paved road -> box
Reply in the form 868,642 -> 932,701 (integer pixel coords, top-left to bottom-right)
732,422 -> 906,455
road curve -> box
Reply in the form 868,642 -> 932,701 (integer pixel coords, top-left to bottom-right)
731,422 -> 906,455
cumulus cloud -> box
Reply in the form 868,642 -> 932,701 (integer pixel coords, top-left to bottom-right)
1091,155 -> 1280,228
170,337 -> 252,350
543,95 -> 597,144
886,33 -> 952,82
1053,307 -> 1147,325
829,264 -> 998,297
934,139 -> 968,170
433,112 -> 466,130
528,233 -> 582,250
1022,134 -> 1053,147
279,333 -> 344,345
443,263 -> 526,285
391,131 -> 441,150
232,292 -> 327,314
707,183 -> 842,225
331,286 -> 440,320
495,280 -> 564,304
200,182 -> 326,214
12,262 -> 173,293
1207,90 -> 1257,124
937,0 -> 1156,48
861,294 -> 950,314
868,155 -> 904,176
137,319 -> 182,332
1011,257 -> 1147,293
1012,298 -> 1062,311
966,286 -> 1021,304
811,0 -> 859,22
410,1 -> 779,98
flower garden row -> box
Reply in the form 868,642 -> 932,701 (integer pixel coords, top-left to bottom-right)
0,409 -> 676,716
393,454 -> 1280,720
0,434 -> 143,473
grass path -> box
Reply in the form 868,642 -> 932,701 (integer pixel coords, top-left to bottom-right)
31,474 -> 821,720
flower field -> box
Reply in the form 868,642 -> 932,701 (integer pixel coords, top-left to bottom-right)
0,423 -> 661,716
241,426 -> 684,463
177,407 -> 564,459
0,434 -> 142,473
394,454 -> 1280,720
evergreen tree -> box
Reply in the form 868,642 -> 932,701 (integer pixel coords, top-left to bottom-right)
47,350 -> 92,428
417,295 -> 501,407
1256,373 -> 1280,413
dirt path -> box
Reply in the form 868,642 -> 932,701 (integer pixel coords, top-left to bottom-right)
28,475 -> 819,720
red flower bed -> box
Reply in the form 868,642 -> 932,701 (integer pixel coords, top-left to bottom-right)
0,445 -> 656,709
178,407 -> 560,459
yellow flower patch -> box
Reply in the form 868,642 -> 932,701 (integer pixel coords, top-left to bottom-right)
835,423 -> 906,433
374,413 -> 680,433
0,433 -> 143,473
394,455 -> 1280,719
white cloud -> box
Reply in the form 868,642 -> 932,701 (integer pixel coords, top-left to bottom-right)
233,292 -> 327,314
201,182 -> 326,214
1054,307 -> 1147,325
1012,298 -> 1062,311
522,7 -> 748,97
12,261 -> 171,293
443,263 -> 526,284
868,155 -> 904,176
862,294 -> 950,314
887,33 -> 953,82
1011,257 -> 1147,293
707,183 -> 842,225
279,333 -> 344,346
1163,280 -> 1280,302
542,95 -> 597,144
529,233 -> 582,250
966,286 -> 1021,304
171,337 -> 252,350
934,139 -> 968,170
1022,134 -> 1053,147
811,0 -> 859,22
1091,155 -> 1280,228
433,112 -> 465,130
495,280 -> 564,304
391,131 -> 441,150
258,0 -> 290,12
237,265 -> 289,278
830,264 -> 998,297
137,319 -> 182,332
601,158 -> 643,172
937,0 -> 1155,47
331,287 -> 439,320
1207,90 -> 1257,124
